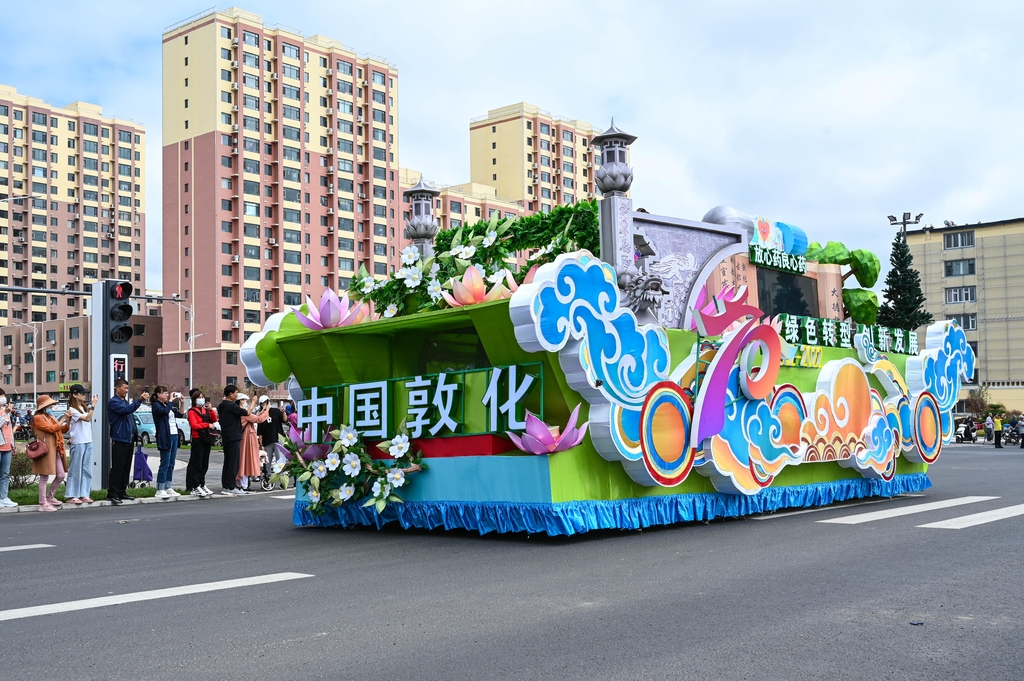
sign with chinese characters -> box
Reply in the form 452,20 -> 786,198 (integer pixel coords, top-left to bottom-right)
296,363 -> 544,442
749,243 -> 807,276
778,314 -> 918,355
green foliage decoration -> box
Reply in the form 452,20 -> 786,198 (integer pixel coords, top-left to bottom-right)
270,423 -> 426,517
434,200 -> 599,258
817,241 -> 853,266
849,249 -> 881,288
349,201 -> 598,318
842,288 -> 880,325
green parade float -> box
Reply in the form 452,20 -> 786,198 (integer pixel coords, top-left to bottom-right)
240,123 -> 975,535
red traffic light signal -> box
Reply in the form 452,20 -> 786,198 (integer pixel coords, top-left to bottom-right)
111,282 -> 133,300
106,280 -> 135,347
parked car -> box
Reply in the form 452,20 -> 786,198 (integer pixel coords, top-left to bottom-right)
135,406 -> 191,445
134,411 -> 157,445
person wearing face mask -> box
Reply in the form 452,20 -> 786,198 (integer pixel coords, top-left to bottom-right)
0,389 -> 17,507
185,389 -> 218,497
64,385 -> 99,505
31,395 -> 72,512
235,393 -> 269,493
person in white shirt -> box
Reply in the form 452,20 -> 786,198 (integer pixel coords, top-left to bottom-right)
65,384 -> 99,504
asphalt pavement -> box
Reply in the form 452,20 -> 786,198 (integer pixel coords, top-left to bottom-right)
0,442 -> 1021,680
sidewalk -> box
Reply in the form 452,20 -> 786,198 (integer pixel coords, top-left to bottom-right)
1,448 -> 291,514
0,489 -> 288,514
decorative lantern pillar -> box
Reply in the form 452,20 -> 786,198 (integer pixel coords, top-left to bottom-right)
403,178 -> 442,258
593,119 -> 639,281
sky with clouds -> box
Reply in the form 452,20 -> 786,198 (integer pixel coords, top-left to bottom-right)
1,1 -> 1021,292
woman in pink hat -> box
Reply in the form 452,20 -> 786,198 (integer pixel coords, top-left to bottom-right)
31,395 -> 72,512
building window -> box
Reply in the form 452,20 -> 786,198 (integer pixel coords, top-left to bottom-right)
943,231 -> 974,249
945,286 -> 976,304
944,259 -> 975,276
947,313 -> 977,330
226,351 -> 238,365
133,345 -> 146,358
133,367 -> 145,380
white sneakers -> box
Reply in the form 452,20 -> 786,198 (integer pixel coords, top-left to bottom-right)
190,488 -> 204,497
154,489 -> 169,499
201,486 -> 213,496
166,489 -> 181,497
0,497 -> 17,507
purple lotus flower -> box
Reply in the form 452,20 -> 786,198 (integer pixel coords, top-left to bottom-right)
293,288 -> 364,331
287,424 -> 333,461
507,404 -> 589,455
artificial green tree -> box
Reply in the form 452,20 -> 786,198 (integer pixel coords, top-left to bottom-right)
876,232 -> 933,331
805,240 -> 882,325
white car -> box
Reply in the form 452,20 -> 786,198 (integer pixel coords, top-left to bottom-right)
136,405 -> 191,445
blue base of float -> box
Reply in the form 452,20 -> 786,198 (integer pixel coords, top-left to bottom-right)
293,473 -> 932,537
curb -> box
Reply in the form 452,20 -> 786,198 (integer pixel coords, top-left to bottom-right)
0,490 -> 285,514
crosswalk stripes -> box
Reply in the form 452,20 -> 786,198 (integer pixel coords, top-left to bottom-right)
917,503 -> 1024,529
817,496 -> 999,525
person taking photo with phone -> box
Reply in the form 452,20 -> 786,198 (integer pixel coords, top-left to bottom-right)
31,395 -> 72,512
64,385 -> 99,505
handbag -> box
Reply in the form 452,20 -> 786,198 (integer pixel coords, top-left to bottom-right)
26,436 -> 48,460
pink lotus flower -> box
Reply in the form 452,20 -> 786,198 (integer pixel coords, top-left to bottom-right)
507,404 -> 589,455
293,288 -> 366,330
440,265 -> 511,308
284,424 -> 333,461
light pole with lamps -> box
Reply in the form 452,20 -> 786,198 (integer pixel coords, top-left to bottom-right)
888,212 -> 924,242
165,296 -> 200,390
10,320 -> 43,406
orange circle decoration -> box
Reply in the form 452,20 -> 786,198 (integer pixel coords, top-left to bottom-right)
912,391 -> 942,464
639,382 -> 695,486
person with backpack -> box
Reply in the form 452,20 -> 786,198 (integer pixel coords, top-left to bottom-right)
186,389 -> 218,497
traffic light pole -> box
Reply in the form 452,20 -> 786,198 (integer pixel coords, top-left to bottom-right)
89,280 -> 136,492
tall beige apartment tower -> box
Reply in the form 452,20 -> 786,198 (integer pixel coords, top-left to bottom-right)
162,7 -> 401,391
0,84 -> 146,322
469,103 -> 609,215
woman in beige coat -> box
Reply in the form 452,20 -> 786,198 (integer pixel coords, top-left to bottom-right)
236,394 -> 269,492
31,395 -> 72,512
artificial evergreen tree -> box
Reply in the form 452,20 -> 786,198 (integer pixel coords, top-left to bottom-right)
876,232 -> 933,330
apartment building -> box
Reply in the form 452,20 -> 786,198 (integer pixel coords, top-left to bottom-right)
0,310 -> 162,403
906,218 -> 1024,411
0,84 -> 147,322
398,168 -> 524,233
161,7 -> 401,390
469,102 -> 608,215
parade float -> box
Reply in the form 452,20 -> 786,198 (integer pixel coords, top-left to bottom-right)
240,123 -> 976,536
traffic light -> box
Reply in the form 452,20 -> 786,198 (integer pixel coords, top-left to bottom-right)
105,280 -> 134,351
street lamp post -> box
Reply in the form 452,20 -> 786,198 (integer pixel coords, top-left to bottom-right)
166,297 -> 201,390
11,321 -> 43,406
888,212 -> 924,241
187,333 -> 206,391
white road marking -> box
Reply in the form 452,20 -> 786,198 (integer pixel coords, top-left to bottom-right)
0,544 -> 55,553
271,494 -> 295,499
0,572 -> 313,621
748,494 -> 924,520
917,503 -> 1024,529
818,496 -> 999,525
